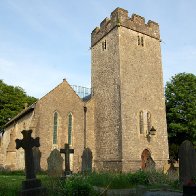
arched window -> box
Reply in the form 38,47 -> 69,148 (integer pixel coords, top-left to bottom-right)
138,36 -> 140,45
68,113 -> 73,145
53,112 -> 58,144
147,112 -> 152,132
139,111 -> 144,134
102,40 -> 107,51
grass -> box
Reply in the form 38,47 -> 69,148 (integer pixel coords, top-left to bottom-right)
0,170 -> 181,196
0,173 -> 50,196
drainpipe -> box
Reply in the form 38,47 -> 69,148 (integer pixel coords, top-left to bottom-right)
84,106 -> 87,149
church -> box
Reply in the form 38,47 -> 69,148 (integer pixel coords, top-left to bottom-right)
0,8 -> 169,172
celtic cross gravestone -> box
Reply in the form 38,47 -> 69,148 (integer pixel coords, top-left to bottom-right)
15,130 -> 46,195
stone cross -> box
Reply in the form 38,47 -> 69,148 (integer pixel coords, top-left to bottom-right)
60,143 -> 74,175
15,130 -> 40,180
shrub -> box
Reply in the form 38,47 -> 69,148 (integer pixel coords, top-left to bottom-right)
46,175 -> 93,196
128,170 -> 149,185
65,176 -> 92,196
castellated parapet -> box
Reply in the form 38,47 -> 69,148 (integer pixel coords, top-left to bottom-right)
91,7 -> 160,47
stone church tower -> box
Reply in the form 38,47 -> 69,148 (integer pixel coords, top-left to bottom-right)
91,8 -> 169,171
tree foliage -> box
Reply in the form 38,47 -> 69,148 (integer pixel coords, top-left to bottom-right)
165,73 -> 196,158
0,80 -> 37,131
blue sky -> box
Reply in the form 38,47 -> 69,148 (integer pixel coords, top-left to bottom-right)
0,0 -> 195,98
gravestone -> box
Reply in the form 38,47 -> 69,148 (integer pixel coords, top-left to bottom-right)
167,158 -> 178,176
33,147 -> 41,174
60,143 -> 74,176
15,130 -> 46,196
145,156 -> 155,170
82,148 -> 93,172
179,140 -> 196,196
47,149 -> 63,177
179,140 -> 196,185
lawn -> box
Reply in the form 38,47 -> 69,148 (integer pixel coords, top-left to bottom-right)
0,174 -> 50,196
0,170 -> 180,196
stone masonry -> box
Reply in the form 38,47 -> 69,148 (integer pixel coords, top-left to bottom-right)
91,7 -> 169,171
0,7 -> 169,172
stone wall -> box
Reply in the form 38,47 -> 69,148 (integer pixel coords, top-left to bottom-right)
85,98 -> 96,169
119,25 -> 169,171
0,111 -> 34,169
33,79 -> 85,172
91,26 -> 123,171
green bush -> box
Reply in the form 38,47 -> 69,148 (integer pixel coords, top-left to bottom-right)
128,170 -> 149,185
86,172 -> 113,188
65,176 -> 92,196
46,175 -> 93,196
86,171 -> 148,189
171,179 -> 181,190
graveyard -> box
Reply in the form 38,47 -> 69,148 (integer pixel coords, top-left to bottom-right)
0,130 -> 185,195
2,130 -> 196,195
0,169 -> 182,195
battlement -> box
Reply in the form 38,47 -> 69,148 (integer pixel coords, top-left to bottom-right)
91,7 -> 160,47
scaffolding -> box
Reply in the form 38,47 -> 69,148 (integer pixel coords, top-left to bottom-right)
71,85 -> 91,99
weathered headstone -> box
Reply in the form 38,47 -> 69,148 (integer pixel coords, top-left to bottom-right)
167,158 -> 178,176
179,140 -> 196,185
33,147 -> 41,173
47,149 -> 63,177
15,130 -> 46,196
145,156 -> 155,170
82,148 -> 92,172
179,140 -> 196,196
60,143 -> 74,176
163,160 -> 170,174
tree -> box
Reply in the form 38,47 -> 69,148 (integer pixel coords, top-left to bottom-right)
0,80 -> 37,131
165,73 -> 196,158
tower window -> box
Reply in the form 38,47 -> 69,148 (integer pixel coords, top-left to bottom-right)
53,112 -> 58,144
138,36 -> 144,47
147,112 -> 152,132
138,36 -> 140,45
141,37 -> 144,46
139,111 -> 144,134
102,40 -> 107,51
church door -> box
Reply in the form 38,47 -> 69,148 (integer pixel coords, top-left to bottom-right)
82,148 -> 92,172
141,149 -> 155,170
